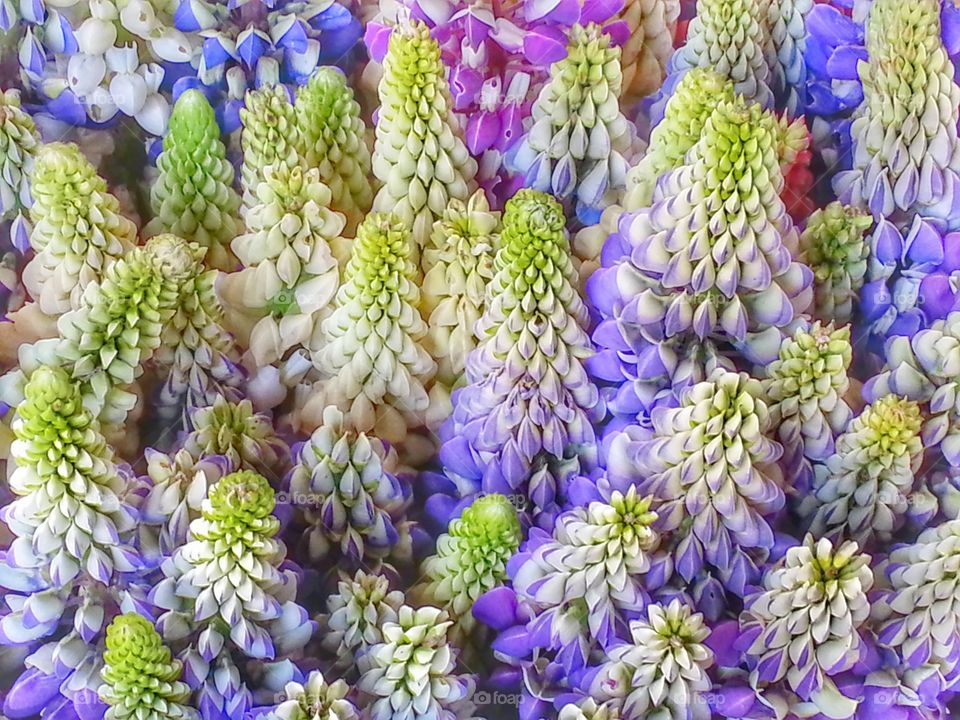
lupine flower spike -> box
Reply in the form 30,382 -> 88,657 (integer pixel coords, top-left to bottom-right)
261,671 -> 359,720
797,202 -> 873,324
738,535 -> 872,716
305,213 -> 436,443
185,396 -> 290,474
614,0 -> 680,109
834,0 -> 960,225
507,23 -> 638,223
371,18 -> 477,261
800,394 -> 924,545
0,88 -> 38,221
25,142 -> 136,316
767,0 -> 814,116
438,189 -> 598,527
287,405 -> 409,563
99,613 -> 196,720
413,493 -> 521,642
145,90 -> 241,272
295,66 -> 373,237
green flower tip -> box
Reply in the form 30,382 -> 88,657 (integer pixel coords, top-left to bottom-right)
865,395 -> 923,451
35,141 -> 95,178
22,365 -> 81,410
603,485 -> 658,542
352,212 -> 413,267
802,202 -> 873,262
170,89 -> 216,127
565,22 -> 621,71
459,493 -> 522,545
104,614 -> 177,675
208,470 -> 277,521
144,234 -> 204,281
503,189 -> 566,241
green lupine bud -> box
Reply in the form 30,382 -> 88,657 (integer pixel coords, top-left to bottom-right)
801,394 -> 924,544
146,90 -> 241,271
239,84 -> 305,215
271,671 -> 359,720
414,494 -> 521,640
835,0 -> 960,220
511,23 -> 637,214
371,19 -> 477,262
296,67 -> 373,236
308,213 -> 435,444
8,365 -> 136,585
624,68 -> 735,211
764,322 -> 854,470
421,190 -> 499,418
185,395 -> 290,474
615,0 -> 679,107
224,163 -> 344,367
99,613 -> 194,720
26,142 -> 136,315
798,202 -> 872,323
54,234 -> 196,425
0,89 -> 39,219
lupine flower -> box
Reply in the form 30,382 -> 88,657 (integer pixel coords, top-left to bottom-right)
587,97 -> 812,441
223,163 -> 344,367
0,89 -> 39,221
507,24 -> 637,223
864,310 -> 960,468
287,405 -> 409,562
184,396 -> 290,475
295,66 -> 372,236
152,245 -> 244,427
797,201 -> 873,324
871,519 -> 960,691
800,394 -> 924,545
513,487 -> 660,666
306,213 -> 435,443
558,699 -> 621,720
145,89 -> 241,271
152,470 -> 314,661
859,217 -> 960,343
263,671 -> 359,720
137,449 -> 235,563
767,0 -> 813,116
763,322 -> 854,491
316,569 -> 404,676
833,0 -> 960,225
611,369 -> 785,595
25,141 -> 136,315
239,84 -> 304,214
356,604 -> 477,720
613,0 -> 679,109
437,189 -> 598,528
4,365 -> 137,587
371,18 -> 477,259
738,535 -> 872,709
413,493 -> 521,641
98,613 -> 195,720
420,189 -> 499,421
591,600 -> 714,720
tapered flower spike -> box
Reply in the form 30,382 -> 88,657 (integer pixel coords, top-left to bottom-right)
413,493 -> 521,641
316,569 -> 404,676
513,487 -> 661,665
223,163 -> 344,368
152,470 -> 314,661
145,90 -> 241,271
763,322 -> 854,491
834,0 -> 960,224
797,202 -> 873,324
507,24 -> 637,223
872,519 -> 960,687
587,98 -> 813,438
591,600 -> 714,720
152,247 -> 244,427
306,213 -> 435,444
239,84 -> 305,216
767,0 -> 814,116
287,405 -> 409,563
608,369 -> 785,595
739,536 -> 872,711
295,66 -> 373,236
615,0 -> 680,108
420,189 -> 499,421
25,142 -> 136,315
5,365 -> 137,586
0,89 -> 39,220
371,18 -> 477,260
357,605 -> 477,720
438,189 -> 599,527
266,671 -> 359,720
184,396 -> 290,475
99,613 -> 195,720
800,394 -> 924,545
